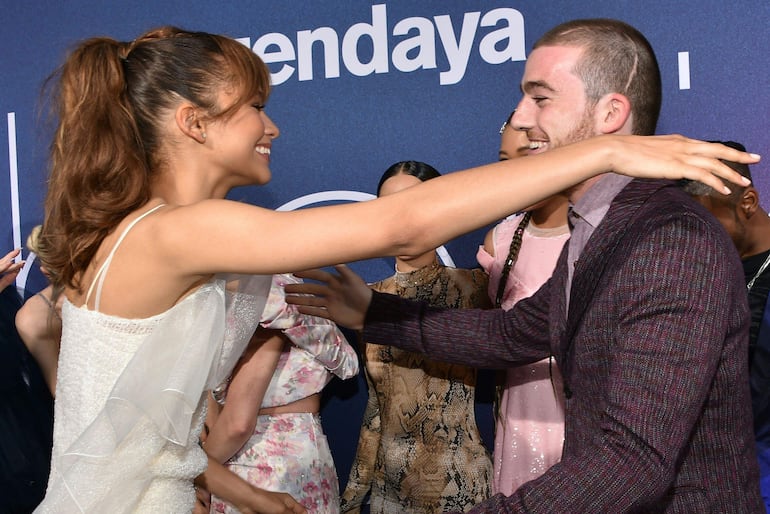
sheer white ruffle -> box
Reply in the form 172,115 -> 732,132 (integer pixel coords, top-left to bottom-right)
36,274 -> 271,513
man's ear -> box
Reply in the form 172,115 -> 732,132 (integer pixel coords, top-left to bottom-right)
175,103 -> 207,144
739,187 -> 760,219
595,93 -> 632,134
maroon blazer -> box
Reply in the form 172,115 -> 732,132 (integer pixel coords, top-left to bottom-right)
363,179 -> 763,513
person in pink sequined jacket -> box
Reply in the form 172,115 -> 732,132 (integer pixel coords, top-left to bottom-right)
206,273 -> 359,514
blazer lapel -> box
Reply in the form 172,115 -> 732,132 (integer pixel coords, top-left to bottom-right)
559,180 -> 671,374
550,246 -> 569,352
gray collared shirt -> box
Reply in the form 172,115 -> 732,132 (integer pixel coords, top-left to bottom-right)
566,173 -> 633,311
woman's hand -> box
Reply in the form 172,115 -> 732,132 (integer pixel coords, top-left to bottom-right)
285,265 -> 373,331
193,485 -> 211,514
1,249 -> 24,292
197,457 -> 306,514
601,134 -> 759,193
234,489 -> 306,514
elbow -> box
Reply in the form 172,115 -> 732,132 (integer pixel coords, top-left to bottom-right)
226,416 -> 257,441
388,218 -> 435,257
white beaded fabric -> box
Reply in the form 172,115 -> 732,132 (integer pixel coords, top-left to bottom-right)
36,274 -> 271,513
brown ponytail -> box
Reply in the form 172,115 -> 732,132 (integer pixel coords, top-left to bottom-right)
40,36 -> 149,291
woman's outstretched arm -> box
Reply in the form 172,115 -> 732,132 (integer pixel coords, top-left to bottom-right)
161,135 -> 760,280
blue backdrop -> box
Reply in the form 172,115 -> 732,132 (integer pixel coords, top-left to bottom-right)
2,0 -> 769,496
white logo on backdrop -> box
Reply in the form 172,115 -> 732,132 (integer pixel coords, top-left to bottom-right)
238,4 -> 526,86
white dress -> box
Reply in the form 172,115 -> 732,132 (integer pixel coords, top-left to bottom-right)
35,206 -> 272,513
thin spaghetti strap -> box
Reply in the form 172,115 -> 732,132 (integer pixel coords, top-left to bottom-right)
84,204 -> 166,311
36,291 -> 62,321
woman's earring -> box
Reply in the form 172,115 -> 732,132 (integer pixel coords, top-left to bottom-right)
201,132 -> 207,140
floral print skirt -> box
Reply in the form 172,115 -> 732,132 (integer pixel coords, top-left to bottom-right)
211,412 -> 339,514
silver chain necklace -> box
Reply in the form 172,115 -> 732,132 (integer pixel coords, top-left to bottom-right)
747,251 -> 770,292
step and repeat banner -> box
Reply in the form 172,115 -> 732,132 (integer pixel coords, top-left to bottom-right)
2,0 -> 768,490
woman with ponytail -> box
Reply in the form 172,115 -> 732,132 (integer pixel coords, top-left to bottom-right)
35,25 -> 757,514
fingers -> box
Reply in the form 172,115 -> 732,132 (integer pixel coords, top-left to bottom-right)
334,264 -> 367,284
656,134 -> 758,163
698,139 -> 761,164
285,292 -> 332,319
291,268 -> 334,282
286,269 -> 340,301
285,293 -> 324,308
672,153 -> 749,194
285,281 -> 330,297
0,250 -> 23,291
333,263 -> 354,277
692,159 -> 747,194
631,136 -> 760,194
294,305 -> 334,320
1,248 -> 23,273
284,495 -> 307,514
1,248 -> 21,261
4,261 -> 25,274
286,267 -> 346,301
193,486 -> 211,514
674,138 -> 758,190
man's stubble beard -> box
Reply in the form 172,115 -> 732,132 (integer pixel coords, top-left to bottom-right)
559,110 -> 598,199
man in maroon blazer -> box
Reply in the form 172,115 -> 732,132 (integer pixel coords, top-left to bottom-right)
288,18 -> 763,513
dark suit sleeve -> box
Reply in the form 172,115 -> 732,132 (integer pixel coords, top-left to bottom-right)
362,280 -> 552,369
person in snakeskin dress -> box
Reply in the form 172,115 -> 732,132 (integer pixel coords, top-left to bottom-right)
340,161 -> 493,514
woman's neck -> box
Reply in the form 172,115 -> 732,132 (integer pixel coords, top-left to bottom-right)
151,158 -> 234,204
530,197 -> 570,228
395,251 -> 438,273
